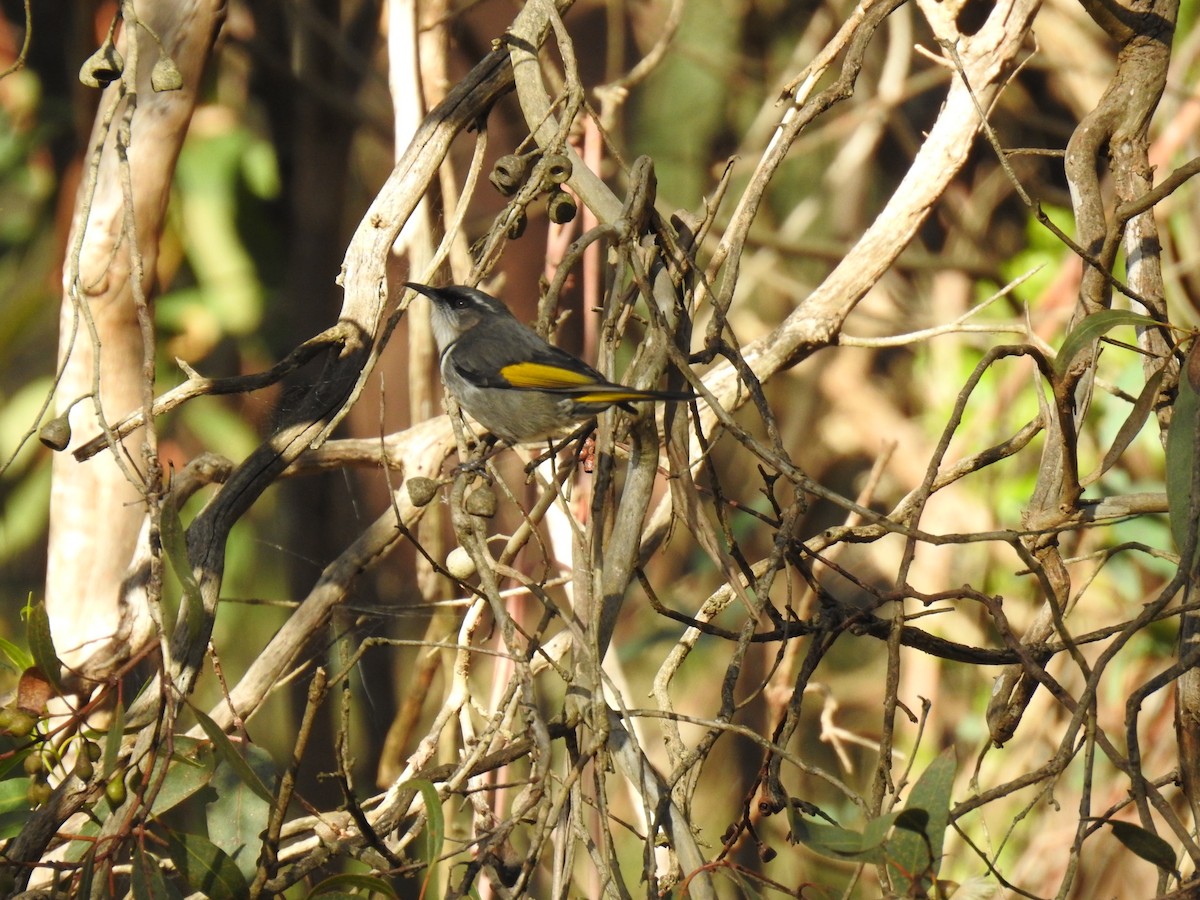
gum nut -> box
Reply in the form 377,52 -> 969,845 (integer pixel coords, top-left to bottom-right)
446,547 -> 477,580
39,414 -> 71,451
105,772 -> 127,807
407,477 -> 438,507
489,153 -> 530,195
151,56 -> 184,92
546,188 -> 577,224
79,43 -> 124,88
543,153 -> 573,184
465,485 -> 497,517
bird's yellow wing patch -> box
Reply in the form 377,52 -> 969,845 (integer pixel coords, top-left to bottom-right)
572,390 -> 648,403
500,362 -> 597,389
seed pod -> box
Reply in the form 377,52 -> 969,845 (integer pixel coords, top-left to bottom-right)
39,414 -> 72,451
506,209 -> 528,240
446,546 -> 477,580
406,477 -> 438,507
74,754 -> 95,781
151,56 -> 184,92
546,187 -> 577,225
465,485 -> 497,518
3,710 -> 37,737
542,153 -> 572,185
489,154 -> 530,196
27,779 -> 52,807
79,42 -> 124,88
23,752 -> 45,776
105,771 -> 127,807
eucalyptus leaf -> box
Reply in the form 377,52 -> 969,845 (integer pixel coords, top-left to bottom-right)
888,748 -> 956,895
24,600 -> 62,692
1080,365 -> 1165,487
206,744 -> 275,880
132,842 -> 183,900
786,809 -> 887,864
1109,820 -> 1178,874
400,778 -> 446,895
102,698 -> 126,781
1056,309 -> 1162,375
190,704 -> 275,805
148,736 -> 218,817
163,829 -> 250,900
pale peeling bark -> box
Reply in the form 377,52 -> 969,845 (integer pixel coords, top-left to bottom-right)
47,0 -> 224,673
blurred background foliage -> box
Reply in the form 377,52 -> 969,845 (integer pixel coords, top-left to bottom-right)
0,0 -> 1199,894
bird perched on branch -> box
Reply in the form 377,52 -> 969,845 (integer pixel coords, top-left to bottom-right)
406,282 -> 691,444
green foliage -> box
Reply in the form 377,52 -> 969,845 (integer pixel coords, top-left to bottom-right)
163,829 -> 250,899
189,704 -> 276,805
0,634 -> 33,674
401,778 -> 446,896
1107,820 -> 1179,876
205,747 -> 274,881
132,842 -> 183,900
887,749 -> 956,895
1056,309 -> 1164,376
22,598 -> 61,693
0,774 -> 33,839
787,749 -> 957,894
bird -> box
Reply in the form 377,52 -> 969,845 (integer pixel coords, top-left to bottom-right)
406,282 -> 691,444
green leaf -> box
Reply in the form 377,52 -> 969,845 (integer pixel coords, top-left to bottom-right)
400,778 -> 445,895
133,842 -> 183,900
102,699 -> 126,781
76,845 -> 95,899
887,747 -> 956,895
206,744 -> 275,881
24,600 -> 62,692
0,637 -> 33,673
859,809 -> 905,850
1167,359 -> 1200,556
309,873 -> 401,897
1081,365 -> 1166,487
163,829 -> 250,900
785,808 -> 887,864
0,747 -> 30,781
147,736 -> 218,817
1109,820 -> 1178,873
190,704 -> 275,805
1056,309 -> 1163,375
0,777 -> 31,839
